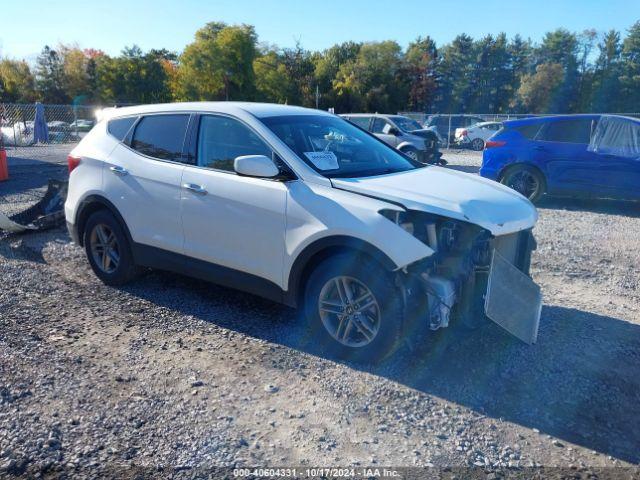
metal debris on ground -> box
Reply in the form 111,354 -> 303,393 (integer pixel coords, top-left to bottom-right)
0,180 -> 68,234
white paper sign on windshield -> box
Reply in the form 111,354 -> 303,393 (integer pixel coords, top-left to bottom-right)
304,151 -> 339,170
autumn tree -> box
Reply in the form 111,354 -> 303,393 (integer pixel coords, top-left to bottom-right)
176,22 -> 258,101
515,62 -> 564,112
0,59 -> 36,103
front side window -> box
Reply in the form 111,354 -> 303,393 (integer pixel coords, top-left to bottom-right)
262,114 -> 420,178
538,119 -> 594,144
131,114 -> 189,161
197,115 -> 272,172
371,118 -> 391,134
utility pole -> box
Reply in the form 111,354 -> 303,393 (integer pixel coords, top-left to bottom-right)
315,85 -> 320,109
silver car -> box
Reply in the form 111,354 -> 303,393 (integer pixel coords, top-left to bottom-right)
341,113 -> 442,164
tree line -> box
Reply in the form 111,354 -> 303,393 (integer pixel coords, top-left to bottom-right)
1,20 -> 640,114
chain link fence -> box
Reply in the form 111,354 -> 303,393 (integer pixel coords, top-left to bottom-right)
0,103 -> 98,156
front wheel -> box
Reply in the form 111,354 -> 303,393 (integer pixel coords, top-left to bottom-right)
500,165 -> 546,203
303,254 -> 404,363
401,147 -> 419,161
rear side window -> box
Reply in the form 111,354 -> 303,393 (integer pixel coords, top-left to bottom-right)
512,123 -> 542,139
349,117 -> 371,130
538,119 -> 593,144
131,114 -> 189,161
107,117 -> 137,141
348,116 -> 371,130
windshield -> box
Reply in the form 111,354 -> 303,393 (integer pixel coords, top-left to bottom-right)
261,115 -> 421,178
389,116 -> 422,132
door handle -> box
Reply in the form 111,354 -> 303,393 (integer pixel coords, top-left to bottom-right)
109,165 -> 128,176
533,146 -> 547,151
183,183 -> 207,195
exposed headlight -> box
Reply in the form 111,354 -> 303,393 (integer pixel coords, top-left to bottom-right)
379,209 -> 414,235
380,209 -> 462,253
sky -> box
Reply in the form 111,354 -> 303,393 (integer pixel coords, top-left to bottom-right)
2,0 -> 639,61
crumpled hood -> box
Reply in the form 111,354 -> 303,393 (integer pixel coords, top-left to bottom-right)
331,167 -> 538,235
408,129 -> 437,139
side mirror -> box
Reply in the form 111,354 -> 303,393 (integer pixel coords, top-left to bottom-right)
234,155 -> 280,178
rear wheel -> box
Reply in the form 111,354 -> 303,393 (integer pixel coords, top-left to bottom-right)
471,138 -> 485,151
84,210 -> 138,286
500,165 -> 546,203
303,254 -> 403,363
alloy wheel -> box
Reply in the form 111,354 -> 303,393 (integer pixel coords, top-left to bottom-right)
507,170 -> 539,200
472,138 -> 485,151
405,149 -> 418,161
89,223 -> 120,274
318,276 -> 381,348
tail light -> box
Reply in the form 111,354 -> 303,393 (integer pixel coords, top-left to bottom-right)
67,154 -> 81,173
484,140 -> 506,149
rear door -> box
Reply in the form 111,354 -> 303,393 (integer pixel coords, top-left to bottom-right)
530,117 -> 598,195
104,113 -> 189,253
589,117 -> 640,199
180,114 -> 287,288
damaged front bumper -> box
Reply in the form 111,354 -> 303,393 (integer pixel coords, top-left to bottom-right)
403,227 -> 541,344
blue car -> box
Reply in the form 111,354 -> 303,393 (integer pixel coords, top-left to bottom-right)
480,114 -> 640,203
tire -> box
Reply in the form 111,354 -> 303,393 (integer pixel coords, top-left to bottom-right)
303,254 -> 404,363
401,147 -> 419,161
500,165 -> 546,203
471,138 -> 485,151
83,210 -> 138,286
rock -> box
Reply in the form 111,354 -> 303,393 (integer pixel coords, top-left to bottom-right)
264,385 -> 279,393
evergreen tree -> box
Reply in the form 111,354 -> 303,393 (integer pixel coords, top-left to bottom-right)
35,46 -> 69,103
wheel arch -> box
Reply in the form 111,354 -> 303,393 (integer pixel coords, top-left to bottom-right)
499,162 -> 547,185
397,141 -> 418,152
75,195 -> 133,247
285,236 -> 398,308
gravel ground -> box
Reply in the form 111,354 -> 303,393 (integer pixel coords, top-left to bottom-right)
1,149 -> 640,477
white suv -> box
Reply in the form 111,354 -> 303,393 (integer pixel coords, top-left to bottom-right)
65,102 -> 541,361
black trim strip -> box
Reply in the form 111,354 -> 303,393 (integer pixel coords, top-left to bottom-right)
132,243 -> 285,305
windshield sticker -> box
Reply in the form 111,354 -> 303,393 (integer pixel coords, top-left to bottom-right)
304,151 -> 339,170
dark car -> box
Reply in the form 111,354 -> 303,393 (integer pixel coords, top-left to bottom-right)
342,113 -> 442,164
424,114 -> 486,145
480,114 -> 640,203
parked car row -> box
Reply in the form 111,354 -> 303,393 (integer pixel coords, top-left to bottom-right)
340,113 -> 444,165
423,114 -> 487,145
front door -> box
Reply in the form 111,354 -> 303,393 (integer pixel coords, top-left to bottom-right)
180,114 -> 288,289
370,118 -> 399,147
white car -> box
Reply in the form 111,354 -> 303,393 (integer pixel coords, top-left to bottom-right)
65,102 -> 540,361
455,121 -> 503,151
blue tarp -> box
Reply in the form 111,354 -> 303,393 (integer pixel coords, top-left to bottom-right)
33,103 -> 49,144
